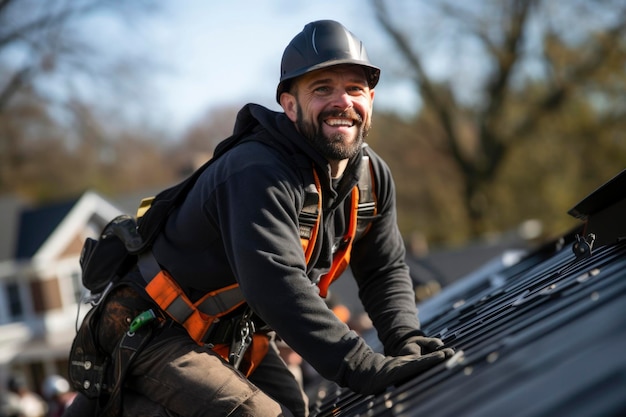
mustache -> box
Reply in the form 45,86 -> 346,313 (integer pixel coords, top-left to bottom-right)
319,109 -> 363,124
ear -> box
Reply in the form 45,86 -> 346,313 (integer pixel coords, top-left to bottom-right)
280,92 -> 298,122
360,88 -> 375,123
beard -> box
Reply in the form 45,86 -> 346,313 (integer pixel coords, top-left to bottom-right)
296,106 -> 369,161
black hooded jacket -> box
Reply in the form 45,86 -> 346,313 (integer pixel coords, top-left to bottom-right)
150,103 -> 422,388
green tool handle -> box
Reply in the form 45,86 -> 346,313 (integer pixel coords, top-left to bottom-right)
129,309 -> 156,333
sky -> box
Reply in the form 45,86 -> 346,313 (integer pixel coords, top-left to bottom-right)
96,0 -> 420,136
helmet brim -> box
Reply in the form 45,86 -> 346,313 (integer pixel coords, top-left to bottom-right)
276,60 -> 380,103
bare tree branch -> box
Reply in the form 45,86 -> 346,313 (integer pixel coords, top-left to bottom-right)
372,0 -> 470,177
0,67 -> 32,111
371,0 -> 626,237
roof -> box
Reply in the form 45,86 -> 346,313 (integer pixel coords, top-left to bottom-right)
330,228 -> 530,318
407,238 -> 528,287
0,186 -> 170,266
309,171 -> 626,417
0,192 -> 123,264
15,199 -> 76,259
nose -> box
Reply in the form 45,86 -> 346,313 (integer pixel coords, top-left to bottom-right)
330,90 -> 353,109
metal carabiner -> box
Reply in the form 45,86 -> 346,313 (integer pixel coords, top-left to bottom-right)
229,309 -> 255,370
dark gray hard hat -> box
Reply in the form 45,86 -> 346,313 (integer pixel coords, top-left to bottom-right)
276,20 -> 380,103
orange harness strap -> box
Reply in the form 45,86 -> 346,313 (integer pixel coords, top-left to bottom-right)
211,334 -> 270,377
137,253 -> 246,345
137,252 -> 267,375
317,186 -> 360,297
300,155 -> 376,296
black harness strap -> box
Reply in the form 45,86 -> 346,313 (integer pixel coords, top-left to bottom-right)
97,325 -> 155,417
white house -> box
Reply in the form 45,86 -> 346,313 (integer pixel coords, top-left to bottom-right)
0,192 -> 123,395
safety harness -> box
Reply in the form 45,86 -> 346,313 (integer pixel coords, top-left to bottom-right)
77,131 -> 377,380
71,126 -> 378,416
132,153 -> 377,368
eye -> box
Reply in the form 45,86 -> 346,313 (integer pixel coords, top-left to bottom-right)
314,85 -> 332,94
347,85 -> 365,94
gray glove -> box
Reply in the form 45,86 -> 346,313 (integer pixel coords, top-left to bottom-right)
344,347 -> 455,395
392,334 -> 447,356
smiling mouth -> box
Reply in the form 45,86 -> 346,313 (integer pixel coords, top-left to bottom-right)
322,110 -> 362,128
325,118 -> 355,128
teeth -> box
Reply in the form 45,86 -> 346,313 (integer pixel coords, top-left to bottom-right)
326,118 -> 353,127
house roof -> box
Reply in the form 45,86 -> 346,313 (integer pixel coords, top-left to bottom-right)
309,171 -> 626,417
0,192 -> 123,265
0,185 -> 168,266
407,237 -> 529,287
15,199 -> 76,259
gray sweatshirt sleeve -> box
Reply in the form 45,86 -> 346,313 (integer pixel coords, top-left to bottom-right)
349,149 -> 423,354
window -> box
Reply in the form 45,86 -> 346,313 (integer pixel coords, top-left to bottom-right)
6,282 -> 23,318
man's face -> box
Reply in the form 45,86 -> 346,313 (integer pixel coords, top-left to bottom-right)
280,65 -> 375,161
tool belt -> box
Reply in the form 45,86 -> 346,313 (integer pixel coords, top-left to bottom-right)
68,283 -> 158,417
69,282 -> 268,417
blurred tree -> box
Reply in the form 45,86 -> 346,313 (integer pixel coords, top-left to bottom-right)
371,0 -> 626,240
0,0 -> 159,111
0,0 -> 162,197
367,111 -> 469,244
170,105 -> 242,177
0,95 -> 176,201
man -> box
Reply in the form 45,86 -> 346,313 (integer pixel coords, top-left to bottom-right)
66,20 -> 454,417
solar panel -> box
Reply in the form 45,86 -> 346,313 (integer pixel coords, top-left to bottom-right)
309,171 -> 626,417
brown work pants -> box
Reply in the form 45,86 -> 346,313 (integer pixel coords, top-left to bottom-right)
65,285 -> 308,417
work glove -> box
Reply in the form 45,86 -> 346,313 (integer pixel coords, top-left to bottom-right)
392,334 -> 447,356
344,346 -> 455,395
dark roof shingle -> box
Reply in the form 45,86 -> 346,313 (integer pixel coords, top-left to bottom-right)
15,199 -> 77,259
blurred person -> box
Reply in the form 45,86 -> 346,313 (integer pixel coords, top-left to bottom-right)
7,375 -> 46,417
40,376 -> 75,417
0,388 -> 22,417
276,339 -> 304,388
